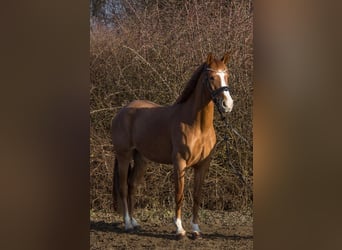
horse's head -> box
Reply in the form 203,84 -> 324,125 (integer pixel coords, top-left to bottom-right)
205,53 -> 234,113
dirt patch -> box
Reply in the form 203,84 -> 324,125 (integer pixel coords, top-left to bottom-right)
90,209 -> 253,249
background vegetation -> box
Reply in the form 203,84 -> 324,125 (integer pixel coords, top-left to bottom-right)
90,0 -> 253,213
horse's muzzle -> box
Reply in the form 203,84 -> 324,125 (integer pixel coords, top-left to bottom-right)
221,99 -> 233,113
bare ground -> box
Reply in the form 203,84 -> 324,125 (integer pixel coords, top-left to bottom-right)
90,209 -> 253,249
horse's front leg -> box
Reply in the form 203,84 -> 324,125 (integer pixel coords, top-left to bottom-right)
173,156 -> 187,239
191,158 -> 210,239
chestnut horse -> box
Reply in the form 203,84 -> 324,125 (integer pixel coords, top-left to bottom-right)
111,53 -> 233,239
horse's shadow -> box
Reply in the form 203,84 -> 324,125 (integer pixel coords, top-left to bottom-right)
90,220 -> 175,240
205,232 -> 253,240
90,220 -> 253,241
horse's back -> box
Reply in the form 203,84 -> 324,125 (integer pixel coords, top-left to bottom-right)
112,100 -> 161,127
112,100 -> 160,141
126,100 -> 162,109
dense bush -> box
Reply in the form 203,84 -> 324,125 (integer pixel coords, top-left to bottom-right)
90,0 -> 253,212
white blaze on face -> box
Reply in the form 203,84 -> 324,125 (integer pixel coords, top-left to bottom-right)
217,70 -> 234,112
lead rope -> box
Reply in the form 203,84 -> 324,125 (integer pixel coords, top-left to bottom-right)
213,93 -> 246,185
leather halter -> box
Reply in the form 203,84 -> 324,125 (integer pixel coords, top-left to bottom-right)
205,67 -> 229,99
205,67 -> 230,116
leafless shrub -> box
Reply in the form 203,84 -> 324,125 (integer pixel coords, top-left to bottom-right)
90,0 -> 253,212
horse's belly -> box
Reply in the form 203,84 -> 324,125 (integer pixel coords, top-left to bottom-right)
134,131 -> 173,164
136,143 -> 173,165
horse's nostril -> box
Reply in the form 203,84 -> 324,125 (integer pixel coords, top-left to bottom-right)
222,100 -> 227,108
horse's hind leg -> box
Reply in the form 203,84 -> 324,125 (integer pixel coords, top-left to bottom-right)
127,150 -> 147,228
116,152 -> 135,231
113,158 -> 122,213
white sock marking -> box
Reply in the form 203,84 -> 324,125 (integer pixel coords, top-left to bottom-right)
131,217 -> 139,227
191,222 -> 200,232
124,212 -> 133,230
174,218 -> 186,235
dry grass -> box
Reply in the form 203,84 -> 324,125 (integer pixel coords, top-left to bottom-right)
90,0 -> 253,212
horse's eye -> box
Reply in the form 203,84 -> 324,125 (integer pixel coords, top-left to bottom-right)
209,76 -> 214,81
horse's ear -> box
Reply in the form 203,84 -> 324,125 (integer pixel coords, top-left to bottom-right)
206,53 -> 214,65
221,52 -> 229,64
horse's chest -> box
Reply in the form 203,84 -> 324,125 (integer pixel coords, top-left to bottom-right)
186,133 -> 215,166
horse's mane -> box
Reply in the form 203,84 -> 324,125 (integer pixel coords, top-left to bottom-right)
175,63 -> 206,104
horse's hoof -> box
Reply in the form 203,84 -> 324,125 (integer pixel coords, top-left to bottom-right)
175,232 -> 187,241
133,225 -> 142,231
125,227 -> 134,233
191,232 -> 203,240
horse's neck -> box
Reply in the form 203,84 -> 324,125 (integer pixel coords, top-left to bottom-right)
183,76 -> 214,130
